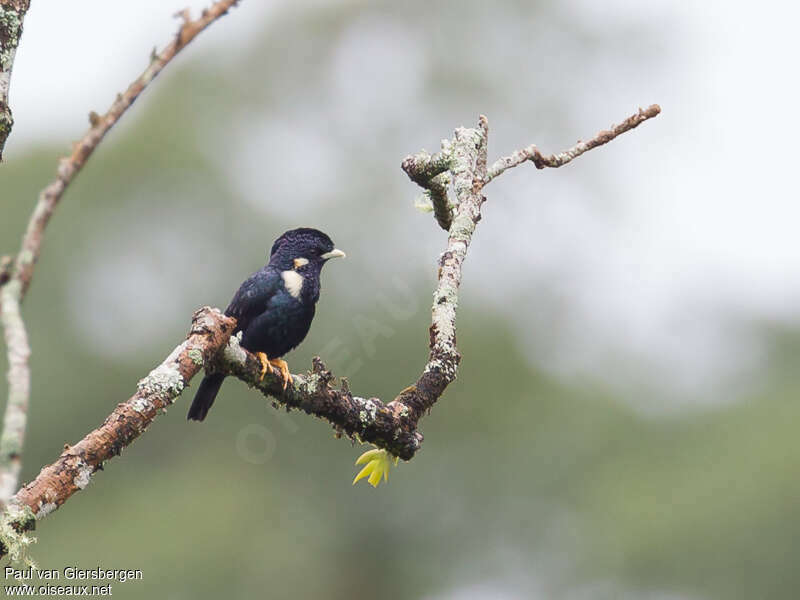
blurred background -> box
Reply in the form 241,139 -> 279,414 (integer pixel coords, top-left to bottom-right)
2,0 -> 799,598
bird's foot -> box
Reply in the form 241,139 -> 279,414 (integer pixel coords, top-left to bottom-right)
268,358 -> 292,390
255,352 -> 269,382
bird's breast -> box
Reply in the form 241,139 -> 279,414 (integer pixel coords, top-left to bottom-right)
240,296 -> 315,358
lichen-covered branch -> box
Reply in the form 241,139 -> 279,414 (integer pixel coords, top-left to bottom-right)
281,116 -> 496,456
0,135 -> 505,541
402,149 -> 455,230
397,106 -> 660,432
218,343 -> 424,459
0,105 -> 659,556
392,118 -> 490,423
485,104 -> 661,183
0,0 -> 30,161
0,308 -> 235,557
0,0 -> 241,510
0,280 -> 28,504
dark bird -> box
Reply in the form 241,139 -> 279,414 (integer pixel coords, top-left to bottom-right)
187,228 -> 345,421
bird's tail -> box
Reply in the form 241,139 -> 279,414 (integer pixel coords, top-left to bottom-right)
187,373 -> 225,421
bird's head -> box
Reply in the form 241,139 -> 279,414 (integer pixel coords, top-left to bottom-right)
269,227 -> 345,273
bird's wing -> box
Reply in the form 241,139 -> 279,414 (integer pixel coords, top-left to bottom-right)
225,267 -> 281,333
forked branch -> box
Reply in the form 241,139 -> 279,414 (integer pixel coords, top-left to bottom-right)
0,105 -> 660,557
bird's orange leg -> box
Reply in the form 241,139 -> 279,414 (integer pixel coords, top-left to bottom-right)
255,352 -> 269,382
268,358 -> 292,390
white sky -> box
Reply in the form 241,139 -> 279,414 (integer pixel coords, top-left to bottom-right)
7,0 -> 271,146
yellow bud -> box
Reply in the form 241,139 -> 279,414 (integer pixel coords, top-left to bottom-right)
367,464 -> 383,487
355,448 -> 384,465
352,447 -> 398,488
352,463 -> 373,485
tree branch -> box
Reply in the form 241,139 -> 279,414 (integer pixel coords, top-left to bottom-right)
0,0 -> 241,507
485,104 -> 661,183
0,105 -> 660,556
11,0 -> 241,300
402,150 -> 455,230
0,308 -> 235,559
0,280 -> 28,503
219,343 -> 425,460
0,114 -> 495,550
0,0 -> 30,161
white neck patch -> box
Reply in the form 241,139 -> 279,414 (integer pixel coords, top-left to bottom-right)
281,270 -> 304,299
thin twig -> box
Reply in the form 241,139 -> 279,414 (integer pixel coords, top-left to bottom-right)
485,104 -> 661,183
0,0 -> 31,161
0,0 -> 241,507
11,0 -> 241,299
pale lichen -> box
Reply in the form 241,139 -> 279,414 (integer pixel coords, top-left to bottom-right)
136,363 -> 184,399
72,459 -> 92,490
222,334 -> 247,366
0,6 -> 24,71
448,212 -> 476,243
187,347 -> 203,366
0,427 -> 22,458
0,502 -> 36,567
15,249 -> 33,269
35,501 -> 56,518
358,399 -> 378,425
130,396 -> 151,414
300,376 -> 319,395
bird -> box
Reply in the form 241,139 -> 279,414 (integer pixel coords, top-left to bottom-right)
187,227 -> 345,421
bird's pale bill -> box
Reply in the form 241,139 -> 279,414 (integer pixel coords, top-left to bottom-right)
321,249 -> 346,260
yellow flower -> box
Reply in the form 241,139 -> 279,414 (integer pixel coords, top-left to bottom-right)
352,448 -> 398,488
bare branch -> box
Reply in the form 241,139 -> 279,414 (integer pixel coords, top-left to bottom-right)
485,104 -> 661,183
0,0 -> 241,508
0,0 -> 31,161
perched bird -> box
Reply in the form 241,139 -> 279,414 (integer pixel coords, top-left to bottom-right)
187,228 -> 345,421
